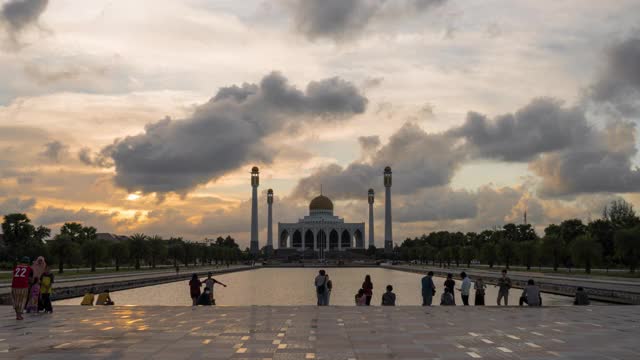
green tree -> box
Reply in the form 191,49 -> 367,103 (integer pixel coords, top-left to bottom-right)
497,237 -> 516,269
480,242 -> 497,268
570,234 -> 602,274
1,213 -> 40,263
147,235 -> 167,268
615,226 -> 640,272
588,219 -> 615,260
81,239 -> 107,272
128,233 -> 148,270
48,234 -> 79,273
109,241 -> 129,271
517,240 -> 539,270
168,238 -> 185,267
461,246 -> 475,268
604,199 -> 640,229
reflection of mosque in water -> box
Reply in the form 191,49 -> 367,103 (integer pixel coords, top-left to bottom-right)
278,194 -> 365,258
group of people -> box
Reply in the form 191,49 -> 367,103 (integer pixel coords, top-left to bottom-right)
189,272 -> 228,306
313,269 -> 591,307
10,256 -> 55,320
81,288 -> 115,306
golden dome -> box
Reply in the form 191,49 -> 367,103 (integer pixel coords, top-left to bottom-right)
309,195 -> 333,211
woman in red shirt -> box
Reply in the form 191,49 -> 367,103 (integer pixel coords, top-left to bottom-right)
11,257 -> 33,320
362,274 -> 373,306
189,273 -> 202,306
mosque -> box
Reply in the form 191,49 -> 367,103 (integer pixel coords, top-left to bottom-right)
249,166 -> 393,258
277,194 -> 365,257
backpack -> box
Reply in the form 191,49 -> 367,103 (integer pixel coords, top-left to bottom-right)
327,280 -> 333,290
317,276 -> 327,294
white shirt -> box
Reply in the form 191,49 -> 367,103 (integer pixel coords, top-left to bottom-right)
461,277 -> 471,296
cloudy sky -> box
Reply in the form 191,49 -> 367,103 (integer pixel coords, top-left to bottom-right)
1,0 -> 640,247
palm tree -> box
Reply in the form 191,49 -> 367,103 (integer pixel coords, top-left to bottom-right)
128,233 -> 148,270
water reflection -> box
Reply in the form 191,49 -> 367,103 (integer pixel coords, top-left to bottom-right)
56,268 -> 596,306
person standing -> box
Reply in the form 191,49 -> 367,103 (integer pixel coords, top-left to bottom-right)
189,273 -> 202,306
444,273 -> 456,305
325,274 -> 333,306
421,271 -> 436,306
381,285 -> 396,306
474,278 -> 486,306
362,275 -> 373,306
519,279 -> 541,306
26,278 -> 40,313
39,267 -> 55,313
459,272 -> 471,306
496,269 -> 512,306
574,287 -> 590,305
315,270 -> 328,306
11,257 -> 33,320
204,272 -> 227,304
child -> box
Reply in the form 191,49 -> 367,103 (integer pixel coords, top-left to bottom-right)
440,287 -> 455,306
26,278 -> 40,313
381,285 -> 396,306
355,288 -> 366,306
39,268 -> 55,313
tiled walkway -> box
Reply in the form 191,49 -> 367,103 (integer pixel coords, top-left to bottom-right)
1,305 -> 639,359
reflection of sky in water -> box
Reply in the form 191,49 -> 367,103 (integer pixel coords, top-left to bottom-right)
56,268 -> 603,306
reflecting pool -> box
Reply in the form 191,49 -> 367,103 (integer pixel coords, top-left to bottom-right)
56,268 -> 599,306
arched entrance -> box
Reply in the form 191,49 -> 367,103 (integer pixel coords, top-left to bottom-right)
292,230 -> 302,248
317,230 -> 327,259
280,230 -> 289,248
329,230 -> 339,250
341,230 -> 351,248
354,229 -> 364,248
305,230 -> 314,250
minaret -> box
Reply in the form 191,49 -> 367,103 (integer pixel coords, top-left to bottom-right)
384,166 -> 393,253
368,188 -> 375,249
250,166 -> 259,255
267,189 -> 273,251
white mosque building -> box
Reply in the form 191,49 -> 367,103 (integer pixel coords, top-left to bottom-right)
277,194 -> 365,257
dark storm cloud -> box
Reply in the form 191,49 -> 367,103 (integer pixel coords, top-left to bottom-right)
101,72 -> 367,194
290,0 -> 446,41
40,140 -> 67,162
590,36 -> 640,115
531,120 -> 640,196
0,0 -> 48,41
292,122 -> 465,200
0,197 -> 36,215
358,135 -> 380,154
394,187 -> 477,222
450,98 -> 592,162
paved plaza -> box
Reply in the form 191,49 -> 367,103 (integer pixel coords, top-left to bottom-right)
1,305 -> 639,359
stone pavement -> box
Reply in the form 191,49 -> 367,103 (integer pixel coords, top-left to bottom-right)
1,305 -> 639,359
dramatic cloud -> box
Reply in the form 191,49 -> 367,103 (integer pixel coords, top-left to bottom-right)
451,98 -> 591,162
290,0 -> 446,41
39,140 -> 67,162
590,36 -> 640,115
292,122 -> 465,199
531,120 -> 640,196
0,196 -> 36,215
394,187 -> 476,223
0,0 -> 48,44
102,72 -> 367,194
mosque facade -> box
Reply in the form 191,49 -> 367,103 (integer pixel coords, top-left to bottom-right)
277,194 -> 365,256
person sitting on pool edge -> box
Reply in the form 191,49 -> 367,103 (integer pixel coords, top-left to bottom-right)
197,288 -> 213,306
574,287 -> 590,305
381,285 -> 396,306
81,287 -> 96,306
96,289 -> 115,305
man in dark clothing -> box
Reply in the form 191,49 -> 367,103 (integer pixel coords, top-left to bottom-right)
197,288 -> 213,306
381,285 -> 396,306
497,269 -> 512,306
444,273 -> 456,305
574,287 -> 590,305
421,271 -> 436,306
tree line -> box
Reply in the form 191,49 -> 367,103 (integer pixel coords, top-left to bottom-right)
0,214 -> 243,273
398,199 -> 640,273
